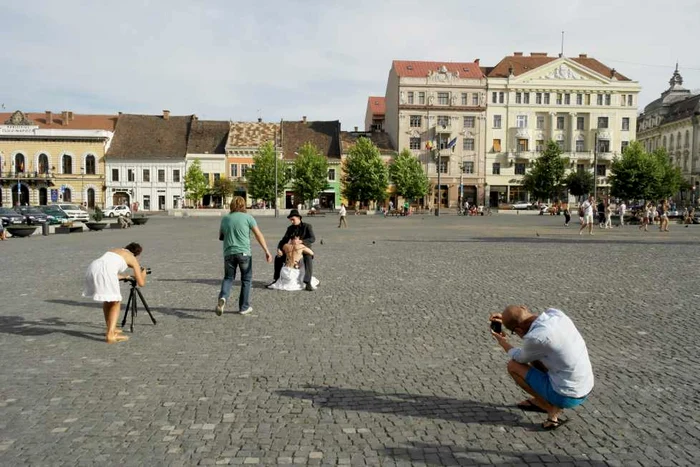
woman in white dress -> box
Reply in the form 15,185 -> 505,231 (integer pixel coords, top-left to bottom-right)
83,243 -> 147,343
268,236 -> 320,291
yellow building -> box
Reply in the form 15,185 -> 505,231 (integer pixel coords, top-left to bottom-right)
0,110 -> 116,207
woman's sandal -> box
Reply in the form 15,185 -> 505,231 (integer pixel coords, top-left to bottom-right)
106,333 -> 129,344
542,418 -> 569,431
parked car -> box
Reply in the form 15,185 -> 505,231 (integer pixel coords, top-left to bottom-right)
0,207 -> 26,226
512,201 -> 532,210
39,205 -> 70,225
54,204 -> 90,222
14,206 -> 49,225
103,205 -> 132,217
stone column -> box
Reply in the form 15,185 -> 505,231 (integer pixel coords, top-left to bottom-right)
569,113 -> 577,153
549,112 -> 557,141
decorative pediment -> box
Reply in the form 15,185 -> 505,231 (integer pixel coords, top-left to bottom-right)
406,129 -> 421,137
4,110 -> 35,126
515,129 -> 530,138
598,131 -> 612,140
427,66 -> 459,84
543,64 -> 583,80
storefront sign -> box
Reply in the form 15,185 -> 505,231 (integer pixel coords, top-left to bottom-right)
0,125 -> 39,135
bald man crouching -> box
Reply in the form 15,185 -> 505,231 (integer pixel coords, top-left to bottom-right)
490,306 -> 594,430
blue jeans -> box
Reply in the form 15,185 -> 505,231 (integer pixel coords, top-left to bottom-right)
218,254 -> 252,311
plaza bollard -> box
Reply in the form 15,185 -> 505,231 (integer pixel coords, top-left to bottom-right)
42,223 -> 50,236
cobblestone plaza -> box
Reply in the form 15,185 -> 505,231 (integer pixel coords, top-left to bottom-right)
1,214 -> 699,466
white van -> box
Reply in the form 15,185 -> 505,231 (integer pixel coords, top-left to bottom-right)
56,204 -> 89,222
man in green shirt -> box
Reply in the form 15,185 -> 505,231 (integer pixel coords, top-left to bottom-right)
216,196 -> 272,315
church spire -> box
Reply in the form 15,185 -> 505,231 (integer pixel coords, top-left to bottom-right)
669,62 -> 683,87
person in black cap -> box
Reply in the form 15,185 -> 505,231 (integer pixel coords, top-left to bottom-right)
267,209 -> 317,291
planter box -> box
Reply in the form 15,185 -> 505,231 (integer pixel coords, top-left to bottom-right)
6,226 -> 38,238
85,222 -> 108,231
56,226 -> 84,234
132,217 -> 149,226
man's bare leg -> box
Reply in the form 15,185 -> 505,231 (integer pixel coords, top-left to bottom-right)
507,360 -> 561,422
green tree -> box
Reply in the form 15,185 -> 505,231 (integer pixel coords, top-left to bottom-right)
389,149 -> 429,201
609,141 -> 659,201
211,177 -> 237,204
564,169 -> 594,199
247,142 -> 289,205
650,148 -> 683,200
521,140 -> 567,201
292,143 -> 329,206
342,137 -> 389,205
184,159 -> 209,206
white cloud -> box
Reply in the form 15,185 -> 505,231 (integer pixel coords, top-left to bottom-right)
1,0 -> 698,127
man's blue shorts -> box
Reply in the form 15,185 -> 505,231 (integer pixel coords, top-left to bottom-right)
525,368 -> 588,409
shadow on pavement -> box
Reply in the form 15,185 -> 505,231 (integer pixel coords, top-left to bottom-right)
45,299 -> 206,320
380,441 -> 608,466
157,278 -> 270,289
0,315 -> 104,342
276,385 -> 529,428
386,236 -> 698,246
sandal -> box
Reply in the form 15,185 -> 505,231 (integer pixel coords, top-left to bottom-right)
516,399 -> 547,413
542,418 -> 568,431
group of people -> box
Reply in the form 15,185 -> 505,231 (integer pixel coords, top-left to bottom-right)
576,195 -> 687,234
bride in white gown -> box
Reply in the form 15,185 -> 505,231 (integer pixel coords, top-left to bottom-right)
267,236 -> 320,291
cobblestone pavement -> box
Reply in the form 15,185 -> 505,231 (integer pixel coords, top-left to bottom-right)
1,213 -> 699,466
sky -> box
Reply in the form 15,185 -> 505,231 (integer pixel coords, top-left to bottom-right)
1,0 -> 699,129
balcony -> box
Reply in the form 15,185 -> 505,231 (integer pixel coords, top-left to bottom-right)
597,152 -> 615,161
514,151 -> 536,160
0,171 -> 56,180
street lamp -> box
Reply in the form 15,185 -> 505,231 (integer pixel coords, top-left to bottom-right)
433,146 -> 441,216
593,132 -> 598,199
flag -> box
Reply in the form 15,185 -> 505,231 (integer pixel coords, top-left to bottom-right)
446,137 -> 458,150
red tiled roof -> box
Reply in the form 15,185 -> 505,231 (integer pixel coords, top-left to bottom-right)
392,60 -> 484,79
367,96 -> 385,115
0,111 -> 118,130
487,54 -> 630,81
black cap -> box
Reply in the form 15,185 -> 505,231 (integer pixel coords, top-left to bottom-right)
287,209 -> 302,219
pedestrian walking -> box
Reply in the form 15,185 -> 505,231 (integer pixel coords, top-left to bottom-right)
563,208 -> 571,227
659,199 -> 670,232
618,202 -> 626,226
578,195 -> 595,236
216,196 -> 272,316
604,203 -> 613,229
338,203 -> 347,228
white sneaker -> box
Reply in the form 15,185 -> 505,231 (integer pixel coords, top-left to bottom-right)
215,298 -> 225,316
239,307 -> 253,315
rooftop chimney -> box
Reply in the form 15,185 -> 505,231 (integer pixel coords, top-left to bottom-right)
513,52 -> 523,56
474,58 -> 480,65
163,110 -> 170,120
530,52 -> 547,57
61,111 -> 69,126
579,53 -> 588,58
258,117 -> 262,123
302,116 -> 307,123
68,111 -> 74,121
45,111 -> 52,125
118,111 -> 122,115
354,126 -> 358,132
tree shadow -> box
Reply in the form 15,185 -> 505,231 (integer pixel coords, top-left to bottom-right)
386,236 -> 698,246
157,278 -> 270,289
0,315 -> 104,342
45,299 -> 206,320
276,385 -> 530,428
380,441 -> 611,466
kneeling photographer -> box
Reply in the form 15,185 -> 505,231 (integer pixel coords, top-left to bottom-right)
82,242 -> 147,344
489,305 -> 594,430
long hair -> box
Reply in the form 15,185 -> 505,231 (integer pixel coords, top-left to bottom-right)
124,242 -> 142,256
230,196 -> 246,213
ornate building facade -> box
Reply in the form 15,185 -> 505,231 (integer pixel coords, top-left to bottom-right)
484,53 -> 640,205
383,60 -> 488,207
637,66 -> 700,201
0,110 -> 116,207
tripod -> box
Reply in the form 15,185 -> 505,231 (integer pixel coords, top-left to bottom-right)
120,278 -> 157,332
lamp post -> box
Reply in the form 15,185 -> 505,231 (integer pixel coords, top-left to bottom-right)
593,132 -> 598,199
434,147 -> 441,216
274,149 -> 279,218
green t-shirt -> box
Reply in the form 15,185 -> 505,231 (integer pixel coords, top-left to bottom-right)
220,212 -> 257,256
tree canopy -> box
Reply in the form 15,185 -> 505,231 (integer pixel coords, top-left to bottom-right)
291,143 -> 329,206
247,142 -> 289,204
211,177 -> 236,203
564,169 -> 594,199
389,149 -> 429,201
521,140 -> 567,201
184,159 -> 209,206
342,137 -> 389,204
608,142 -> 682,201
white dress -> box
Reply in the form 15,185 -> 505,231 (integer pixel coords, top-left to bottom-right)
83,251 -> 128,302
268,263 -> 320,291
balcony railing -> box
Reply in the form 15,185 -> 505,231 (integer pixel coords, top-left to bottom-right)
0,171 -> 55,179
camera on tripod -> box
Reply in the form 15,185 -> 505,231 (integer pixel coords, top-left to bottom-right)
119,267 -> 151,285
120,266 -> 156,332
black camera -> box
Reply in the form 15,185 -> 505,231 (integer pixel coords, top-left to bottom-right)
142,267 -> 152,275
490,320 -> 502,334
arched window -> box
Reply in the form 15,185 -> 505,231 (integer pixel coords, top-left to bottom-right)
38,154 -> 49,174
62,154 -> 72,174
63,188 -> 72,202
85,155 -> 96,175
15,153 -> 26,173
87,188 -> 95,208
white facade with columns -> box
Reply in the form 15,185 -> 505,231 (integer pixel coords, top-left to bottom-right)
484,55 -> 641,205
